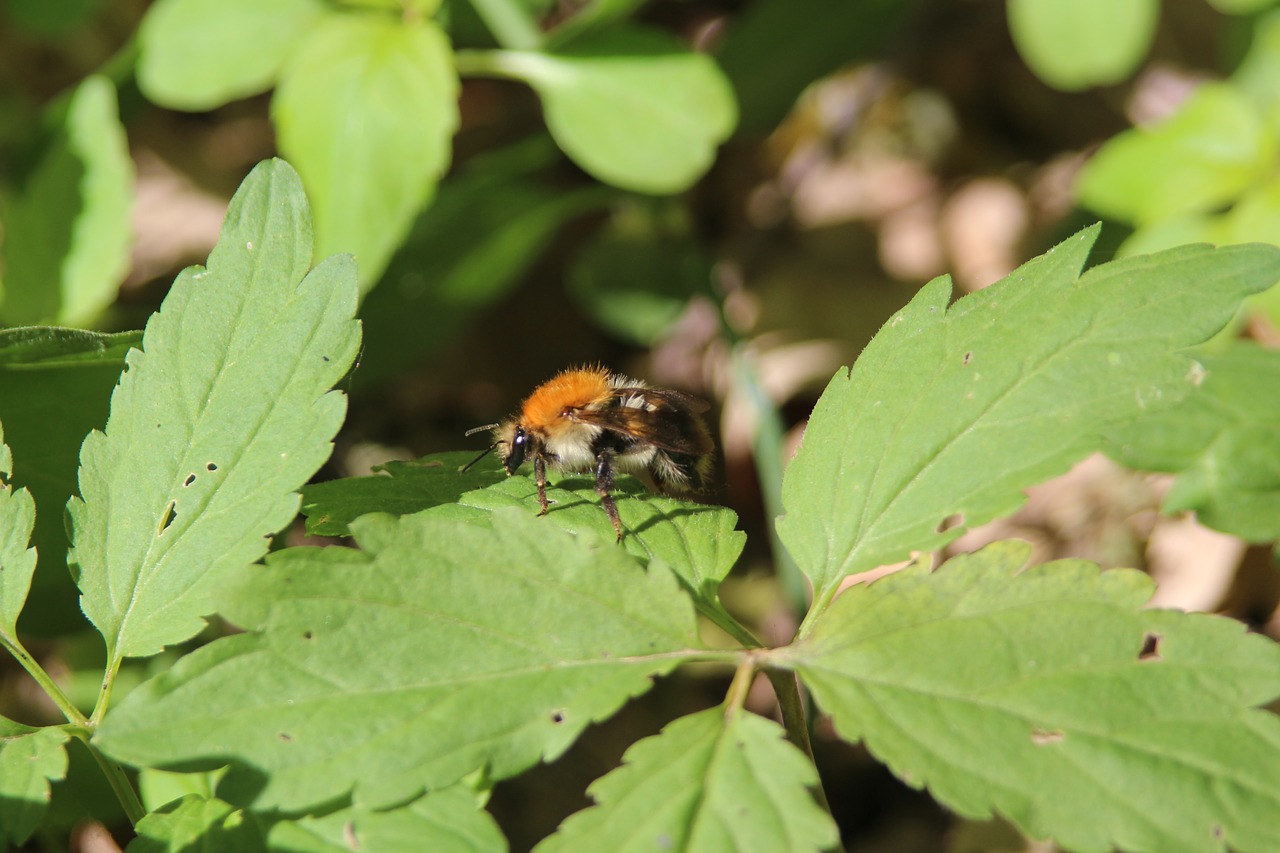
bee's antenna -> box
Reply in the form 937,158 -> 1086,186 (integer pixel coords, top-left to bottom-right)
461,444 -> 497,473
461,423 -> 502,473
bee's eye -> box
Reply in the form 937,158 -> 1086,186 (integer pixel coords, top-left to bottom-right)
505,428 -> 527,473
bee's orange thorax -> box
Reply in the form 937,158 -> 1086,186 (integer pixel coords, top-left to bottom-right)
519,365 -> 613,433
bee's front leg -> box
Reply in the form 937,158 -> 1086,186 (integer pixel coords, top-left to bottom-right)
594,449 -> 624,542
534,453 -> 550,516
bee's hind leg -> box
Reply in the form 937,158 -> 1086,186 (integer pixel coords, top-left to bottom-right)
594,450 -> 624,542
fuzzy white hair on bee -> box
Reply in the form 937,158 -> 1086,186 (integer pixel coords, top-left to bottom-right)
461,365 -> 714,541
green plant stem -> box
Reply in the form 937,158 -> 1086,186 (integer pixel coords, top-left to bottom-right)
696,600 -> 764,649
0,633 -> 88,727
69,728 -> 146,825
765,667 -> 841,850
466,0 -> 543,50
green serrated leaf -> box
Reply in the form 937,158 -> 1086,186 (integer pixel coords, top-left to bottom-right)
300,452 -> 507,536
778,227 -> 1280,619
269,784 -> 506,853
0,726 -> 70,845
0,419 -> 38,638
0,329 -> 136,637
137,0 -> 325,110
95,510 -> 702,811
781,540 -> 1280,853
1007,0 -> 1157,91
487,26 -> 737,194
535,706 -> 836,853
1076,84 -> 1276,225
273,12 -> 460,290
127,794 -> 268,852
1109,341 -> 1280,542
0,75 -> 132,326
459,476 -> 746,627
67,159 -> 362,663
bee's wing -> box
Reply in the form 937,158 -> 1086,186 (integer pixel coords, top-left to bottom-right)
569,388 -> 713,455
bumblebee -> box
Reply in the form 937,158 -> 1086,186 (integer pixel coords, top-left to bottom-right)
464,365 -> 714,540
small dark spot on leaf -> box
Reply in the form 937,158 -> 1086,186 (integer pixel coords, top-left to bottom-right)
156,423 -> 162,429
302,630 -> 313,640
935,513 -> 964,534
962,351 -> 973,365
278,732 -> 292,742
183,474 -> 196,487
322,355 -> 330,362
550,710 -> 566,724
1031,728 -> 1064,745
1211,825 -> 1224,840
1139,632 -> 1161,661
206,462 -> 218,471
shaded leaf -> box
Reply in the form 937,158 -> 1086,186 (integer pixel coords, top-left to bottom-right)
270,784 -> 507,853
95,510 -> 702,811
300,452 -> 506,537
782,541 -> 1280,853
356,147 -> 605,383
777,227 -> 1280,616
274,12 -> 460,289
127,794 -> 268,852
0,725 -> 69,846
0,75 -> 132,325
1007,0 -> 1157,91
137,0 -> 325,110
715,0 -> 914,131
67,159 -> 361,661
535,707 -> 836,853
1109,341 -> 1280,542
489,26 -> 736,194
0,329 -> 137,637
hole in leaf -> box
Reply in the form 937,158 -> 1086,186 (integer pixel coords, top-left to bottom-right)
550,710 -> 566,724
183,474 -> 196,487
1030,728 -> 1064,745
1139,632 -> 1161,661
935,513 -> 964,534
157,501 -> 177,535
206,462 -> 218,471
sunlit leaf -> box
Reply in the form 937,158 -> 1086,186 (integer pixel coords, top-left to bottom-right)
776,227 -> 1280,617
274,12 -> 459,289
0,419 -> 37,639
0,76 -> 132,326
460,477 -> 745,625
781,541 -> 1280,853
1007,0 -> 1158,91
137,0 -> 325,110
488,26 -> 736,194
95,510 -> 702,812
1076,84 -> 1276,224
68,159 -> 361,662
535,707 -> 836,853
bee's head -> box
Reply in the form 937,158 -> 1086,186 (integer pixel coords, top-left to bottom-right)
497,421 -> 526,474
